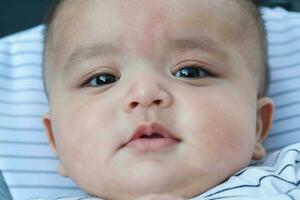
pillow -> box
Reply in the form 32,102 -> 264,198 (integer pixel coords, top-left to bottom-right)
0,26 -> 87,199
0,7 -> 299,200
262,7 -> 300,152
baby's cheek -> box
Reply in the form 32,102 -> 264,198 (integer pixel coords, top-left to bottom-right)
53,102 -> 113,180
209,102 -> 256,167
185,92 -> 256,167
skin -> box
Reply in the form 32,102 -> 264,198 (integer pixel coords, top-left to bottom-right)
43,0 -> 275,199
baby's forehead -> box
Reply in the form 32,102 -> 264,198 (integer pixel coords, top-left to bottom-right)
56,1 -> 247,28
51,1 -> 258,65
52,0 -> 252,50
54,1 -> 258,67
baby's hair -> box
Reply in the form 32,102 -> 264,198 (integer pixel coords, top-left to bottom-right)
43,0 -> 269,98
238,0 -> 270,97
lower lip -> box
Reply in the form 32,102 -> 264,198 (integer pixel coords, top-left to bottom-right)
125,138 -> 178,152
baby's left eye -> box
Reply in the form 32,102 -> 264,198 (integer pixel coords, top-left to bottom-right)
85,73 -> 119,87
173,65 -> 212,79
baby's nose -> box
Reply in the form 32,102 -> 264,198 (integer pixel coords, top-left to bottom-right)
123,76 -> 173,112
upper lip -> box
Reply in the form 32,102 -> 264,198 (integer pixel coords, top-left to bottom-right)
121,122 -> 181,148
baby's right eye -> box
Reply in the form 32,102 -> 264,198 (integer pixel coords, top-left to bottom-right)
84,73 -> 119,87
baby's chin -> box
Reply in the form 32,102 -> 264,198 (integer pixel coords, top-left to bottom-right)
87,169 -> 215,200
94,181 -> 209,200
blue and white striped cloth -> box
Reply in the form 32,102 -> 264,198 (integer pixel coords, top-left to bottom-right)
194,142 -> 300,200
0,7 -> 300,200
263,8 -> 300,153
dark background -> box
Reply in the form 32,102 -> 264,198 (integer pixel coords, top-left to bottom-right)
0,0 -> 300,38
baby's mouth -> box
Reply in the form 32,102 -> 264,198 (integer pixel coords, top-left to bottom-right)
121,122 -> 181,153
140,133 -> 165,138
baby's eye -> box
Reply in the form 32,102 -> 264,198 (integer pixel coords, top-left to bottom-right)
173,65 -> 212,79
85,73 -> 118,87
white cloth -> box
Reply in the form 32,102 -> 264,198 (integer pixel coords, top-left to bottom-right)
194,142 -> 300,200
262,7 -> 300,153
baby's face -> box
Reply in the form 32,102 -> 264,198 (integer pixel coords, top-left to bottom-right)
43,0 -> 274,199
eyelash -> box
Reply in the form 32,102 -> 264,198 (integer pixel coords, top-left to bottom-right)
82,64 -> 214,87
82,73 -> 120,87
172,64 -> 213,79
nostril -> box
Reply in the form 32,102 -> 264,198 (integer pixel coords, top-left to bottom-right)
130,102 -> 139,108
153,99 -> 162,105
128,99 -> 163,110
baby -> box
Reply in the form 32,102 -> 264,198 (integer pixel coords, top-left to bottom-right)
41,0 -> 275,199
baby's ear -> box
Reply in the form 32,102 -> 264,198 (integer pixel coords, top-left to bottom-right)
43,113 -> 57,154
43,113 -> 68,177
252,97 -> 275,160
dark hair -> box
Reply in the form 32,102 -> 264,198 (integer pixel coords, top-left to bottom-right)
43,0 -> 61,27
245,0 -> 270,97
43,0 -> 269,97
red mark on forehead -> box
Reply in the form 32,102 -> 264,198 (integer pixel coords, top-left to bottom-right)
117,0 -> 168,57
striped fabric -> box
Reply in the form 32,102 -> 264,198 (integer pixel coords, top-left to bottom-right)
0,7 -> 299,200
262,8 -> 300,152
193,142 -> 300,200
0,27 -> 87,199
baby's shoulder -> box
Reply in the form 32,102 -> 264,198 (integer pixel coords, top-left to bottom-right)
196,143 -> 300,199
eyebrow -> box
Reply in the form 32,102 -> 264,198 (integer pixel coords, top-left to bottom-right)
64,43 -> 118,72
166,37 -> 227,57
64,36 -> 227,72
